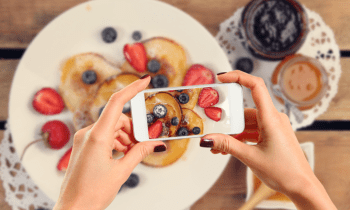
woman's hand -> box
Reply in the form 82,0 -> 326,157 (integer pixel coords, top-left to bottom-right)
54,75 -> 166,210
200,71 -> 336,210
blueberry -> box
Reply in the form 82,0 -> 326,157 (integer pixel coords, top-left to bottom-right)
82,70 -> 97,84
176,89 -> 183,92
102,27 -> 117,43
147,59 -> 161,73
177,127 -> 189,136
235,57 -> 254,74
124,173 -> 139,188
178,93 -> 189,104
122,101 -> 131,113
151,75 -> 169,88
153,104 -> 167,118
171,117 -> 179,126
132,31 -> 142,41
192,127 -> 201,135
99,106 -> 105,117
147,114 -> 154,123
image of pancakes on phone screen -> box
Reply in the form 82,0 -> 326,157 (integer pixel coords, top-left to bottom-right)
131,83 -> 245,142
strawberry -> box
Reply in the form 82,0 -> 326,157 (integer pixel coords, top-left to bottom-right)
204,107 -> 222,122
57,147 -> 72,171
182,64 -> 215,86
20,120 -> 70,160
123,43 -> 147,72
32,88 -> 65,115
148,120 -> 163,139
198,87 -> 219,108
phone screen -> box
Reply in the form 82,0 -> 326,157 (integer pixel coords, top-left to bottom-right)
137,83 -> 244,140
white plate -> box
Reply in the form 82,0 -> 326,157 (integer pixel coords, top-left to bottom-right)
9,0 -> 232,209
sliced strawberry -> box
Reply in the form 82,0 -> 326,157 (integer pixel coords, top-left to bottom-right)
123,43 -> 147,72
41,120 -> 70,149
57,147 -> 72,171
204,107 -> 222,122
32,88 -> 65,115
182,64 -> 215,86
198,87 -> 219,108
148,120 -> 163,139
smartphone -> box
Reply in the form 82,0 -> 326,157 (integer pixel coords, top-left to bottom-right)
130,83 -> 245,142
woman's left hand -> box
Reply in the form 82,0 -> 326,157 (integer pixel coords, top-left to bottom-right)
54,75 -> 166,210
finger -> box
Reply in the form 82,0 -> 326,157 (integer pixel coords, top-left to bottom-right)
113,139 -> 128,153
94,75 -> 151,135
115,114 -> 133,134
200,133 -> 254,161
210,149 -> 221,154
233,131 -> 260,143
217,71 -> 277,117
117,141 -> 166,174
114,130 -> 133,147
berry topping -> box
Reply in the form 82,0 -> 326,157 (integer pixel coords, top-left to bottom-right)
148,120 -> 163,139
101,27 -> 117,43
147,59 -> 161,73
32,88 -> 65,115
198,88 -> 219,108
178,93 -> 189,104
153,104 -> 167,118
147,114 -> 154,124
177,127 -> 189,136
171,117 -> 179,126
122,101 -> 131,113
132,31 -> 142,41
125,173 -> 140,188
123,43 -> 147,72
192,127 -> 201,135
151,75 -> 169,88
57,147 -> 72,171
235,57 -> 254,74
82,70 -> 97,84
204,107 -> 222,122
183,64 -> 215,86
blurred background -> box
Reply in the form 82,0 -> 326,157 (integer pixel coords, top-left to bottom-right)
0,0 -> 349,209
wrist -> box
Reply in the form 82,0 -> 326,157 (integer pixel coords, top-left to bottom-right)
285,174 -> 336,210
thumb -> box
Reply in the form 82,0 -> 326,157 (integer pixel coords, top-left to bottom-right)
117,141 -> 166,174
200,133 -> 253,161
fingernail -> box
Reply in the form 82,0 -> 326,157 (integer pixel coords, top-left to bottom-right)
200,139 -> 214,147
154,144 -> 166,152
140,74 -> 150,79
216,72 -> 227,76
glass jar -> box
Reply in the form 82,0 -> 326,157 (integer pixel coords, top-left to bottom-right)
240,0 -> 309,60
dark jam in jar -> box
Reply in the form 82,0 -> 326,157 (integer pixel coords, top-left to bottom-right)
253,1 -> 301,52
241,0 -> 308,60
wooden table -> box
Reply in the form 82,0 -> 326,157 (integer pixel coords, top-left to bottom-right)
1,0 -> 349,209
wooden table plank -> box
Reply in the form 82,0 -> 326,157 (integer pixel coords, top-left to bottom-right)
0,0 -> 350,49
0,60 -> 17,121
1,58 -> 349,121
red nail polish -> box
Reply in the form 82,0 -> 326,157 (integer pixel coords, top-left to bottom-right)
200,139 -> 214,147
140,74 -> 150,79
154,144 -> 166,152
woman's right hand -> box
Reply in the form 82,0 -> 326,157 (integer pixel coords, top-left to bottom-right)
200,71 -> 336,210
